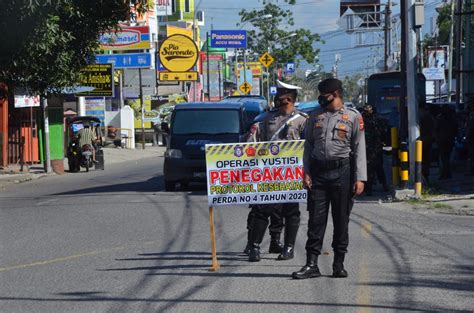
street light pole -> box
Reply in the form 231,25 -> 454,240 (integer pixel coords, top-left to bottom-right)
384,0 -> 392,71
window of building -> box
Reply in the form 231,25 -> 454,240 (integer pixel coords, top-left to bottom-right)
185,0 -> 191,13
172,0 -> 176,13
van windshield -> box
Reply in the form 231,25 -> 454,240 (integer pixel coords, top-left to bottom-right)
172,109 -> 240,135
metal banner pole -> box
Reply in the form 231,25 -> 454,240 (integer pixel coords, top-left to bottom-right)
208,206 -> 220,272
207,32 -> 211,101
139,68 -> 145,150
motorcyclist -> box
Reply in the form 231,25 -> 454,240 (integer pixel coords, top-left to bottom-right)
78,121 -> 97,163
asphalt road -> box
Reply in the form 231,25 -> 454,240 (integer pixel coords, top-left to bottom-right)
0,155 -> 473,313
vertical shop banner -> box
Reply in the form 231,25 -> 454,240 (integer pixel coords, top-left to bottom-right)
205,140 -> 307,206
85,98 -> 106,125
156,0 -> 172,16
201,53 -> 224,101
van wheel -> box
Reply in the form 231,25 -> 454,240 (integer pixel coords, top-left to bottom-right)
165,181 -> 176,191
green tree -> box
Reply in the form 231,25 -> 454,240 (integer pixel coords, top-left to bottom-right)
342,74 -> 364,103
0,0 -> 147,95
238,0 -> 321,66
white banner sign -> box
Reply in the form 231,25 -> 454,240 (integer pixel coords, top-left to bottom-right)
14,94 -> 40,108
423,68 -> 445,81
205,140 -> 307,206
156,0 -> 172,16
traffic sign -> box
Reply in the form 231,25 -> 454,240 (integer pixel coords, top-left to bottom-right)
270,86 -> 277,95
95,53 -> 152,69
159,71 -> 198,81
286,62 -> 295,73
259,52 -> 274,68
239,82 -> 252,95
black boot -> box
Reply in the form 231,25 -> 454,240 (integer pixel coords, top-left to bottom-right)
277,245 -> 294,260
243,241 -> 252,255
278,220 -> 298,260
292,254 -> 321,279
332,253 -> 348,278
268,233 -> 283,254
248,244 -> 261,262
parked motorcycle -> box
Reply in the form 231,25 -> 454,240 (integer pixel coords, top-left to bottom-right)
67,138 -> 81,172
81,144 -> 94,172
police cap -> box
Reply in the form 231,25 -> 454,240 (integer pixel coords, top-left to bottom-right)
276,80 -> 301,95
318,78 -> 342,94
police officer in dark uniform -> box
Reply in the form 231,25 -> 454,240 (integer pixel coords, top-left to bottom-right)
246,80 -> 308,262
292,78 -> 367,279
244,209 -> 284,255
362,104 -> 388,195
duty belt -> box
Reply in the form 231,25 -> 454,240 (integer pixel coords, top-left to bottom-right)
311,158 -> 350,170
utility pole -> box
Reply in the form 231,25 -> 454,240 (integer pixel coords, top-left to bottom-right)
455,0 -> 463,108
400,0 -> 420,185
384,0 -> 392,71
42,97 -> 51,173
448,0 -> 456,102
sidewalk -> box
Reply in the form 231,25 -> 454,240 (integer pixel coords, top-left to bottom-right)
0,145 -> 166,189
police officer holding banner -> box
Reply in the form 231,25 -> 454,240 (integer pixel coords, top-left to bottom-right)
246,80 -> 308,262
292,78 -> 367,279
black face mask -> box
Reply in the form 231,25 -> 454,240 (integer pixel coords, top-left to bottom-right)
318,95 -> 334,108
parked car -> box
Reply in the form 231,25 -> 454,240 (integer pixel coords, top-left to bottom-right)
220,97 -> 269,129
163,102 -> 249,191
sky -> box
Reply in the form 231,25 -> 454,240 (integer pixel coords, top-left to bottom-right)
198,0 -> 445,77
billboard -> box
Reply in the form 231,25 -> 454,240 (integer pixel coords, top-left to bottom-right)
201,53 -> 224,101
99,25 -> 151,51
76,64 -> 114,97
210,30 -> 247,49
205,140 -> 306,206
85,98 -> 105,125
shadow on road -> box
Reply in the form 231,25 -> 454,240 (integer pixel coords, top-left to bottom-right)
53,176 -> 208,196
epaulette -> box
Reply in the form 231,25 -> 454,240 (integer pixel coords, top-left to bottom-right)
295,110 -> 309,119
347,107 -> 361,115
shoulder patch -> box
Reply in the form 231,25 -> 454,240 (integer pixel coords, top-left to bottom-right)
358,116 -> 365,131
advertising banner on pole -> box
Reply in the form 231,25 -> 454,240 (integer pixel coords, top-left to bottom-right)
210,30 -> 247,49
156,0 -> 172,16
85,98 -> 105,125
201,53 -> 224,101
205,140 -> 306,206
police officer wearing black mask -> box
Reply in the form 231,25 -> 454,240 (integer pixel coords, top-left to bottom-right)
292,78 -> 367,279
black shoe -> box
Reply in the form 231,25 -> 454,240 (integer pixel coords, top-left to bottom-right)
277,245 -> 294,260
269,240 -> 284,254
292,265 -> 321,279
292,254 -> 320,279
332,262 -> 348,278
248,244 -> 260,262
243,242 -> 251,255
